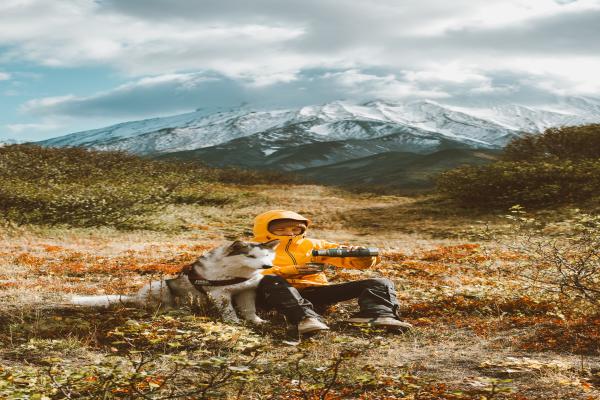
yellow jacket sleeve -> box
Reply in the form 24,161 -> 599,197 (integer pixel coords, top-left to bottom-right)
261,264 -> 300,277
312,239 -> 380,270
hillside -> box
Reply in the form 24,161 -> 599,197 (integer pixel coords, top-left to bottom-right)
295,148 -> 501,191
155,127 -> 471,167
1,145 -> 599,398
1,144 -> 599,399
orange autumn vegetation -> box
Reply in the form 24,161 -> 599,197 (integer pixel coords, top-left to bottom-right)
9,244 -> 215,279
414,294 -> 554,315
419,243 -> 488,262
4,241 -> 600,358
369,246 -> 600,357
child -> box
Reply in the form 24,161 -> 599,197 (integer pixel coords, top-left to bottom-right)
252,209 -> 413,335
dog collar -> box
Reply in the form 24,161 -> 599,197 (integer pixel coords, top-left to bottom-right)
189,277 -> 249,287
182,265 -> 250,288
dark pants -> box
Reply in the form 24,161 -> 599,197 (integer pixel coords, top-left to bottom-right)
256,275 -> 401,324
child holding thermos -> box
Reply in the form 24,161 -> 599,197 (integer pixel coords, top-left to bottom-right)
253,210 -> 413,335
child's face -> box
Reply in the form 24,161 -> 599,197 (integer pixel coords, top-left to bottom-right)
268,220 -> 306,236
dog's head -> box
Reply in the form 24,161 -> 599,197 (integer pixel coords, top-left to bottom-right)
224,239 -> 280,271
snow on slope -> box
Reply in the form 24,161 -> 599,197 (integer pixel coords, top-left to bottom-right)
37,96 -> 600,155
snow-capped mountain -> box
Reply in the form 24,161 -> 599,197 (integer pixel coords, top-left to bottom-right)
39,97 -> 600,159
36,96 -> 600,190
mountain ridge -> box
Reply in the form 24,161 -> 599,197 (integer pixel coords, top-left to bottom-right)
38,97 -> 600,156
35,96 -> 600,190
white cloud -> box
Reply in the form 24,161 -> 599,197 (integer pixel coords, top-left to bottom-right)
0,0 -> 308,84
20,73 -> 215,116
21,95 -> 77,113
0,72 -> 10,80
324,70 -> 450,100
492,57 -> 600,95
5,121 -> 62,134
2,0 -> 599,87
19,68 -> 451,120
124,73 -> 215,91
19,72 -> 245,118
404,64 -> 490,85
3,0 -> 600,128
469,83 -> 519,95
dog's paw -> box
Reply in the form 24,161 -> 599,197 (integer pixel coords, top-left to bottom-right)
248,317 -> 267,325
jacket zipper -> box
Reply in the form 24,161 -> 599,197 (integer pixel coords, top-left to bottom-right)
285,238 -> 298,265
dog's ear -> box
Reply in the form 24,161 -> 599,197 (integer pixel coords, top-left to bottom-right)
260,239 -> 280,249
225,240 -> 250,256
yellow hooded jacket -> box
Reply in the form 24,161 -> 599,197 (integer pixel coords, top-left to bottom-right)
252,210 -> 381,288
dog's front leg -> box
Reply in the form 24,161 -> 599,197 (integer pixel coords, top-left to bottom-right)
207,289 -> 240,324
136,280 -> 175,310
235,290 -> 266,325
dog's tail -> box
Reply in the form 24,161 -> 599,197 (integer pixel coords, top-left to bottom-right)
71,294 -> 133,307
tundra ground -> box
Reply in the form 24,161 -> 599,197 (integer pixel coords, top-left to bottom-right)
1,184 -> 598,399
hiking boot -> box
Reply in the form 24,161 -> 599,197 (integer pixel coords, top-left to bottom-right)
346,317 -> 413,331
297,317 -> 330,335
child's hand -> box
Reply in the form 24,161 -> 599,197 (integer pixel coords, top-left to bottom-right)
338,245 -> 362,251
296,263 -> 326,275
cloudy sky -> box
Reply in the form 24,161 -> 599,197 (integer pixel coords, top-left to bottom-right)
1,0 -> 599,140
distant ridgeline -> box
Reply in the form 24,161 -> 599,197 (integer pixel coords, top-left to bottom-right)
437,124 -> 600,209
36,98 -> 600,192
1,124 -> 598,230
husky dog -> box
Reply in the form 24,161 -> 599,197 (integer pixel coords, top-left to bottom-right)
72,239 -> 280,324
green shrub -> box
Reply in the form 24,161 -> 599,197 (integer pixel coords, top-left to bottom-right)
503,123 -> 600,161
0,180 -> 167,227
0,314 -> 265,399
437,160 -> 600,209
497,207 -> 600,311
0,145 -> 288,228
437,124 -> 600,209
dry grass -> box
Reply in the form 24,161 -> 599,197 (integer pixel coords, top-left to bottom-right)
1,183 -> 599,399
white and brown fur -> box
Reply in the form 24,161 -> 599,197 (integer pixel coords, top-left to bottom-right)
72,239 -> 280,324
